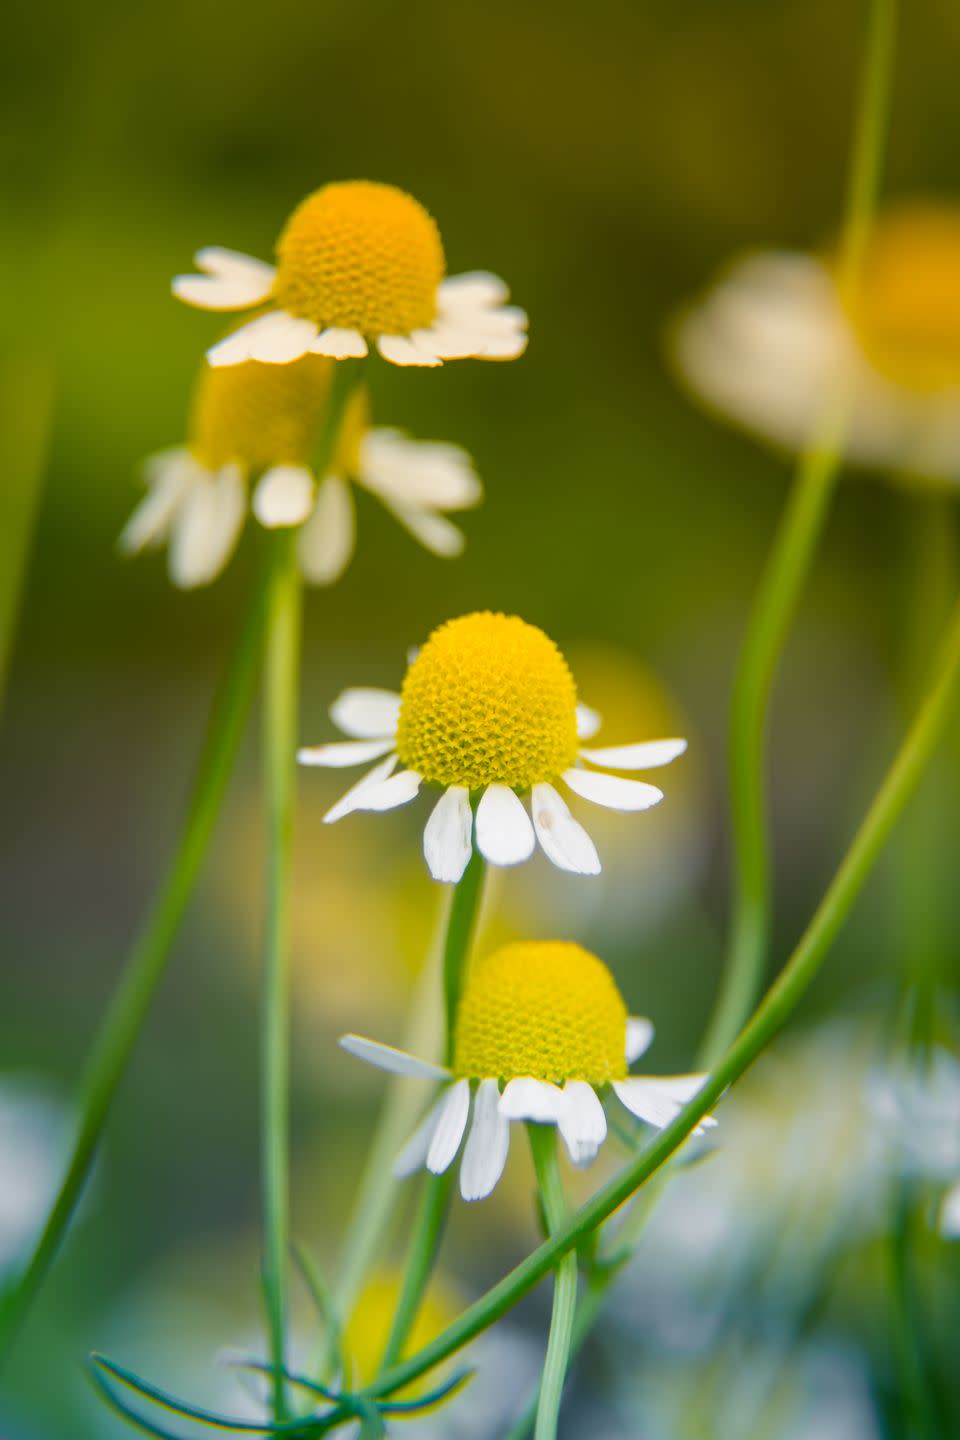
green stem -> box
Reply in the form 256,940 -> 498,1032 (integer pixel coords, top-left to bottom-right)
702,0 -> 898,1068
377,858 -> 487,1372
528,1126 -> 577,1440
360,594 -> 960,1403
0,554 -> 270,1369
888,1177 -> 941,1440
261,533 -> 302,1421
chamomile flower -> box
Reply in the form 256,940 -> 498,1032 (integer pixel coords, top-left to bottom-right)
297,612 -> 687,882
672,203 -> 960,484
120,358 -> 480,588
173,180 -> 527,369
340,942 -> 716,1202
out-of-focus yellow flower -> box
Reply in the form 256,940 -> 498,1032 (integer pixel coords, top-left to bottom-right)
343,1267 -> 458,1394
672,202 -> 960,487
173,180 -> 527,369
299,613 -> 688,883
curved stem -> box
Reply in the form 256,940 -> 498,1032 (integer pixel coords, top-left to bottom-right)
0,554 -> 270,1369
360,594 -> 960,1403
442,848 -> 485,1065
528,1126 -> 577,1440
702,0 -> 899,1067
261,533 -> 302,1421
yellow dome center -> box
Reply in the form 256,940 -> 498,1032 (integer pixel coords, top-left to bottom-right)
395,613 -> 580,791
840,204 -> 960,391
189,349 -> 331,471
454,942 -> 628,1085
274,181 -> 445,335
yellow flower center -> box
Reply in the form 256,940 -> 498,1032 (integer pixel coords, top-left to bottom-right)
273,180 -> 445,335
840,204 -> 960,391
395,612 -> 580,791
343,1268 -> 456,1396
189,349 -> 331,471
453,941 -> 628,1085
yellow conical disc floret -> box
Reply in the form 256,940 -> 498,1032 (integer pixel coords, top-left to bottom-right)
395,612 -> 580,790
189,351 -> 331,470
274,181 -> 445,335
840,204 -> 960,391
453,941 -> 628,1085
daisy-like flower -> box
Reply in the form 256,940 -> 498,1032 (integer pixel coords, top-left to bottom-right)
297,612 -> 687,882
340,941 -> 716,1202
173,180 -> 527,369
119,357 -> 481,588
672,203 -> 960,484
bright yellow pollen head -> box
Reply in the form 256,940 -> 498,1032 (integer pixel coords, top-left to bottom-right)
274,180 -> 445,335
395,612 -> 580,791
840,204 -> 960,391
189,350 -> 331,471
453,941 -> 628,1085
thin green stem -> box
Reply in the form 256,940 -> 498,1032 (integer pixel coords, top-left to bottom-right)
888,1177 -> 942,1439
377,859 -> 487,1372
261,533 -> 303,1421
703,0 -> 898,1067
0,554 -> 270,1369
360,595 -> 960,1402
528,1126 -> 577,1440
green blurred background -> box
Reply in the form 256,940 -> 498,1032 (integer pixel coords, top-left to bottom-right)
3,0 -> 960,1434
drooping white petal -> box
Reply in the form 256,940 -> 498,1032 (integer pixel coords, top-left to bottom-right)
475,785 -> 536,867
388,504 -> 466,557
459,1078 -> 510,1201
531,782 -> 601,876
118,450 -> 199,553
345,768 -> 422,813
426,1079 -> 471,1174
394,1094 -> 449,1178
206,311 -> 317,368
562,768 -> 664,812
437,272 -> 511,310
625,1017 -> 655,1064
575,704 -> 603,740
329,687 -> 401,740
339,1034 -> 450,1081
297,474 -> 355,586
474,331 -> 528,360
172,248 -> 276,311
321,754 -> 398,825
310,327 -> 368,359
358,431 -> 481,511
613,1076 -> 717,1136
168,463 -> 246,589
252,465 -> 316,528
423,786 -> 473,884
579,739 -> 688,770
297,738 -> 395,768
499,1077 -> 566,1124
557,1082 -> 607,1167
376,334 -> 443,367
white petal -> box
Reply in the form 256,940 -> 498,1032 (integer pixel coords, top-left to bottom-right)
346,768 -> 422,813
557,1082 -> 607,1167
388,504 -> 466,557
426,1079 -> 471,1174
119,450 -> 198,553
531,782 -> 601,876
339,1034 -> 449,1080
562,768 -> 664,812
297,738 -> 395,768
460,1078 -> 510,1201
252,465 -> 315,528
575,704 -> 603,740
376,333 -> 443,367
206,311 -> 317,367
168,464 -> 246,588
297,474 -> 355,585
172,248 -> 275,311
423,786 -> 473,884
475,785 -> 536,867
613,1076 -> 717,1136
438,272 -> 511,310
940,1180 -> 960,1239
625,1018 -> 655,1064
321,754 -> 398,824
579,739 -> 688,770
499,1077 -> 566,1124
310,327 -> 368,359
329,688 -> 401,740
358,430 -> 481,511
394,1095 -> 448,1179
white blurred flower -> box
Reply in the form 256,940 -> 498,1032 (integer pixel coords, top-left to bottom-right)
0,1077 -> 69,1273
